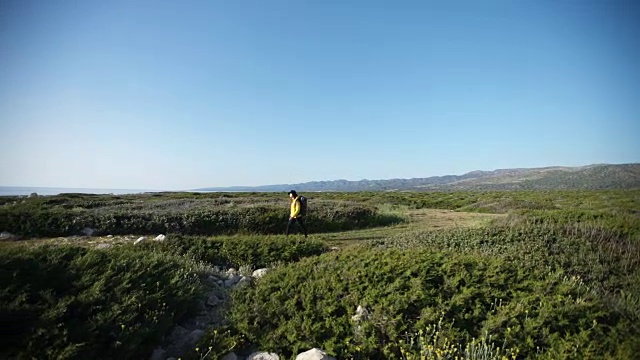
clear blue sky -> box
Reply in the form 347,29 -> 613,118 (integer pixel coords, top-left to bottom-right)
1,0 -> 638,190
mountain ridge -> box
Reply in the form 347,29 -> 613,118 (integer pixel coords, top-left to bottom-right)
195,163 -> 640,192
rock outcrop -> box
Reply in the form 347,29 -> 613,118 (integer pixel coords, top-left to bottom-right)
151,266 -> 273,360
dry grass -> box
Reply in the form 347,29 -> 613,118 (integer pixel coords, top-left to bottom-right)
316,209 -> 503,247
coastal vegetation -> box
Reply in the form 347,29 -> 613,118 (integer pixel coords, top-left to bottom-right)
1,189 -> 638,359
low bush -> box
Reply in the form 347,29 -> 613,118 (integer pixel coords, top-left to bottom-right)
0,245 -> 205,360
141,235 -> 328,269
0,196 -> 403,237
228,249 -> 638,359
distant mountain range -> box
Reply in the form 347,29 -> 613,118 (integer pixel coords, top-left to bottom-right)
195,163 -> 640,192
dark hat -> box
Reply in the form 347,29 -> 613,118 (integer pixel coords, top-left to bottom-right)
288,190 -> 297,196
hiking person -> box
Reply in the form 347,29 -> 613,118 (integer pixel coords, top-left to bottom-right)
286,190 -> 308,238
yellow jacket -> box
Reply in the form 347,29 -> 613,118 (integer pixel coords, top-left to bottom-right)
290,196 -> 301,218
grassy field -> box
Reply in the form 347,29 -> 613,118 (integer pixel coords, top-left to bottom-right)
316,208 -> 502,246
1,190 -> 639,359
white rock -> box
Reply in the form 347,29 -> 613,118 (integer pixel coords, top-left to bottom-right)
221,352 -> 238,360
329,246 -> 340,252
351,305 -> 369,322
154,234 -> 166,241
247,352 -> 280,360
134,236 -> 147,245
252,268 -> 269,279
0,231 -> 16,241
150,347 -> 166,360
295,348 -> 336,360
226,268 -> 238,278
236,276 -> 252,287
82,227 -> 96,236
96,243 -> 112,250
106,234 -> 114,238
224,275 -> 242,288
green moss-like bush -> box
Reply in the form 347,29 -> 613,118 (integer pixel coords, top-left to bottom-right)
140,235 -> 328,269
0,195 -> 402,237
0,245 -> 204,360
228,248 -> 638,359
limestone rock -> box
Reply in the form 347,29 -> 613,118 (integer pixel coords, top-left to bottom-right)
351,305 -> 369,322
0,231 -> 16,241
221,352 -> 238,360
252,268 -> 269,279
295,348 -> 336,360
224,275 -> 241,288
246,352 -> 280,360
236,276 -> 252,288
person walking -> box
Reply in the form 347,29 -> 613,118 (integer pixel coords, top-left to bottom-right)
286,190 -> 308,238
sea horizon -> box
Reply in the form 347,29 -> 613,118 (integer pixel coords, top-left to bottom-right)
0,186 -> 165,196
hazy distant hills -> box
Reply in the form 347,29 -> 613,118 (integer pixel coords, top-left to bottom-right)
195,163 -> 640,192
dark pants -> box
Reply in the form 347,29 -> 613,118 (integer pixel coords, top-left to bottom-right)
286,217 -> 308,237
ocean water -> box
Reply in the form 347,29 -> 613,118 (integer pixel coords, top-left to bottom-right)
0,186 -> 159,196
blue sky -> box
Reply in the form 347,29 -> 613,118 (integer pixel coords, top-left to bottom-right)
1,0 -> 638,190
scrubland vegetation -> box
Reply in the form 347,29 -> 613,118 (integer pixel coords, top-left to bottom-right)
1,189 -> 638,359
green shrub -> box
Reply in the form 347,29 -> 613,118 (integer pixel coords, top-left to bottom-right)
228,248 -> 634,359
183,325 -> 248,360
140,235 -> 328,269
0,245 -> 204,359
0,195 -> 402,237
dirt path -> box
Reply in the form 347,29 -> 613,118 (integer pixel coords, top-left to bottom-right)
5,209 -> 503,249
